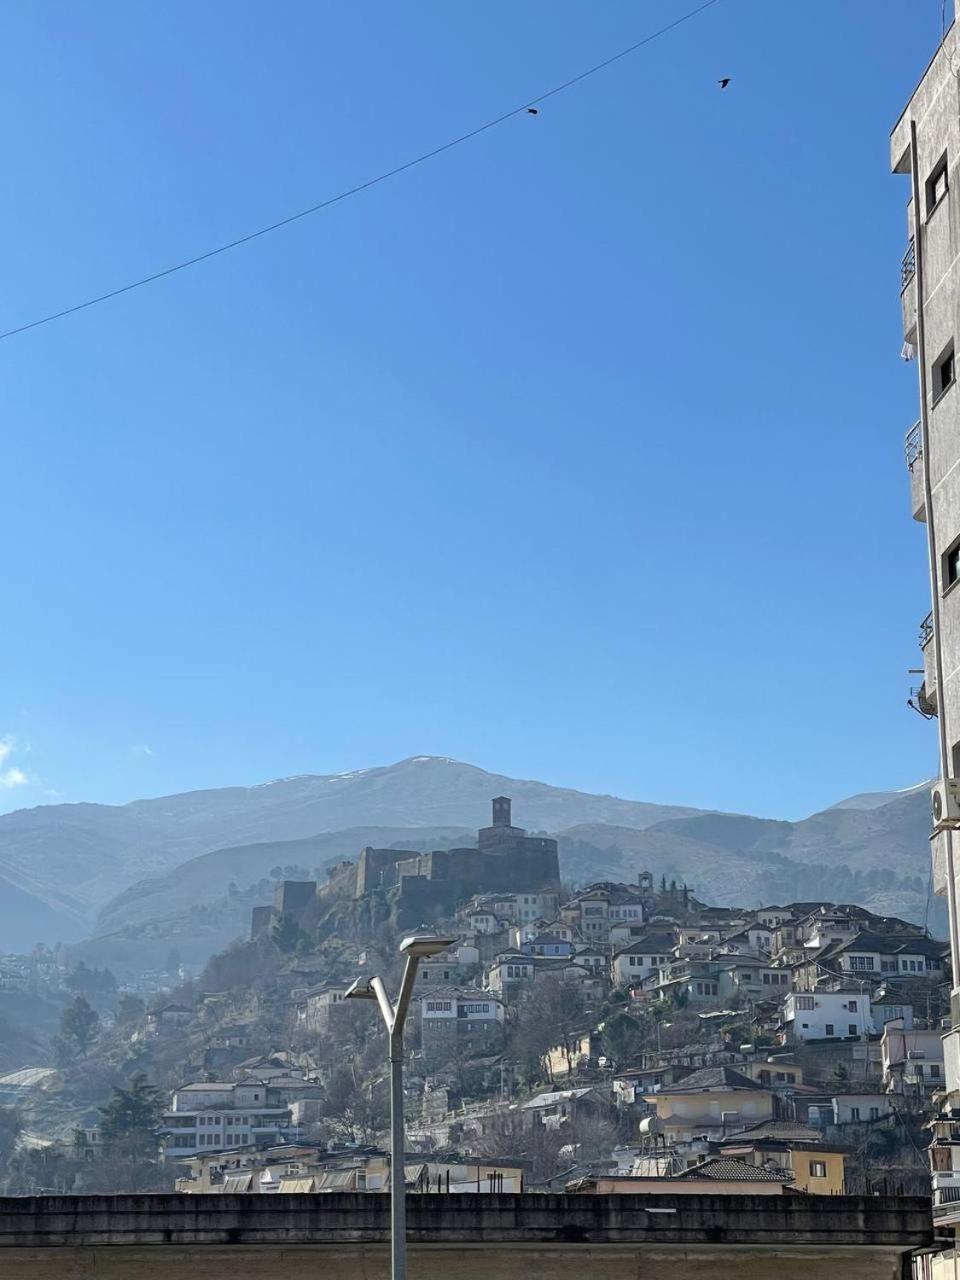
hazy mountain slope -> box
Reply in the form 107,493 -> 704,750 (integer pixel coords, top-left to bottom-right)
0,758 -> 942,959
0,876 -> 87,952
827,782 -> 930,812
96,826 -> 473,934
73,825 -> 476,975
560,788 -> 940,933
633,789 -> 929,874
0,757 -> 707,939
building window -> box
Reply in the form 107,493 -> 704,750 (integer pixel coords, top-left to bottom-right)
869,1106 -> 880,1120
848,1000 -> 857,1012
809,1161 -> 827,1179
795,996 -> 815,1010
825,1023 -> 835,1036
848,1024 -> 857,1036
849,956 -> 871,972
932,1064 -> 941,1078
943,539 -> 960,596
850,1107 -> 860,1121
934,342 -> 955,403
927,152 -> 949,216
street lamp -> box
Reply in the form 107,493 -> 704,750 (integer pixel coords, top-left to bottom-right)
344,929 -> 456,1280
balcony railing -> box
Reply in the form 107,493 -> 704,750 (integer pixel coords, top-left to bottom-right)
936,1185 -> 960,1206
920,612 -> 934,649
905,420 -> 922,470
902,238 -> 917,289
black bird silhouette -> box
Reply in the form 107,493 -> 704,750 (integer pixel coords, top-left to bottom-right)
718,78 -> 731,88
526,107 -> 539,114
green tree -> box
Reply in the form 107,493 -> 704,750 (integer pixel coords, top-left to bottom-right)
601,1010 -> 642,1064
116,994 -> 145,1029
60,995 -> 100,1054
271,913 -> 310,954
100,1073 -> 165,1162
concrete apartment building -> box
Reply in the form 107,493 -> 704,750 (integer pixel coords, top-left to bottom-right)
893,8 -> 960,1264
161,1081 -> 296,1160
418,990 -> 505,1064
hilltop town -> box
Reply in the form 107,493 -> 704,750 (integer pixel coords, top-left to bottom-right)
0,797 -> 947,1199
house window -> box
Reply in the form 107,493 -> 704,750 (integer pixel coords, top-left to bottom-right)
795,996 -> 815,1010
850,1107 -> 860,1121
934,342 -> 956,402
932,1064 -> 941,1078
927,152 -> 949,215
850,956 -> 871,971
848,1024 -> 858,1037
825,1024 -> 835,1036
869,1106 -> 880,1120
848,1000 -> 857,1012
809,1161 -> 827,1179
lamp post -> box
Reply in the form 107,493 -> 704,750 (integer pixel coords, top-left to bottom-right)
344,930 -> 455,1280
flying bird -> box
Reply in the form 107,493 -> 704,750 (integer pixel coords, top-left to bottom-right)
526,107 -> 539,115
718,78 -> 731,89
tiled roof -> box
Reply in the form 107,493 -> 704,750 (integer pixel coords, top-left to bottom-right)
653,1066 -> 763,1093
719,1120 -> 822,1144
676,1157 -> 789,1182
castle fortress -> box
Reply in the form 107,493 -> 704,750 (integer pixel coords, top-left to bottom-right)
355,797 -> 560,899
251,798 -> 560,940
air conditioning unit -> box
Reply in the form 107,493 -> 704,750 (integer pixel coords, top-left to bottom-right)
932,779 -> 960,826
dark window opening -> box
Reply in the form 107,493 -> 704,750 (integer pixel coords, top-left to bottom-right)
934,342 -> 955,401
927,153 -> 949,215
944,538 -> 960,592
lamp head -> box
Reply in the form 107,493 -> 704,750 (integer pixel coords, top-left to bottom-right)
343,977 -> 377,1000
399,930 -> 457,960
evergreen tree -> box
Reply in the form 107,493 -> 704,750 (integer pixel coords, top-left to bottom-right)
116,994 -> 145,1029
100,1073 -> 165,1162
60,996 -> 100,1054
600,1010 -> 642,1064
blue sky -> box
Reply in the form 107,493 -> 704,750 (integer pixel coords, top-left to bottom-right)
0,0 -> 946,820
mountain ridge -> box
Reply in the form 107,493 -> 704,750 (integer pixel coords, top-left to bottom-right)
0,756 -> 939,955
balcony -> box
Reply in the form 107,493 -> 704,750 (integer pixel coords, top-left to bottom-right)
920,611 -> 938,710
902,238 -> 917,287
905,420 -> 925,522
902,238 -> 918,342
933,1169 -> 960,1219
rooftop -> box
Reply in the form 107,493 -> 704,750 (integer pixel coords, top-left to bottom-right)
648,1066 -> 764,1095
675,1157 -> 791,1183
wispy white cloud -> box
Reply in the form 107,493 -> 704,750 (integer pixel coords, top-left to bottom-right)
133,744 -> 154,758
0,738 -> 28,788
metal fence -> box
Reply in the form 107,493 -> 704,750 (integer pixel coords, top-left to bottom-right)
902,237 -> 917,288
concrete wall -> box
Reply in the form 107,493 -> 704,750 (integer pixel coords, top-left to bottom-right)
0,1191 -> 932,1245
0,1242 -> 924,1280
0,1192 -> 931,1279
891,17 -> 960,1066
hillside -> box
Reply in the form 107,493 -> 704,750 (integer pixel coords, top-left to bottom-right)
0,758 -> 942,959
0,757 -> 707,949
558,787 -> 940,933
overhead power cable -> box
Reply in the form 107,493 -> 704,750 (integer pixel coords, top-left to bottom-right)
0,0 -> 722,343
